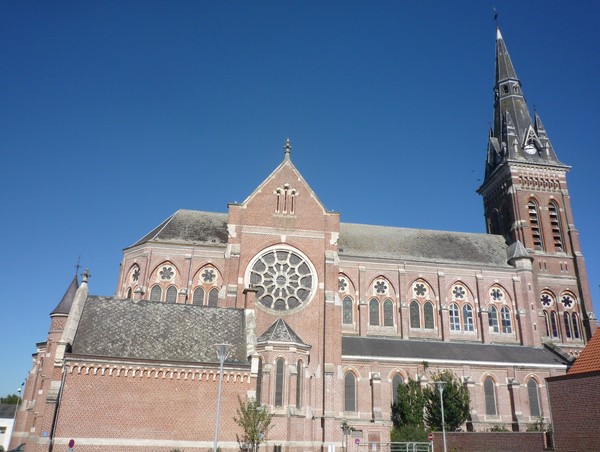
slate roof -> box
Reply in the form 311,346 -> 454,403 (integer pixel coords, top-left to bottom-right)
71,296 -> 248,365
0,404 -> 17,419
130,210 -> 513,268
338,223 -> 511,267
342,336 -> 569,367
568,328 -> 600,375
51,275 -> 79,316
258,319 -> 307,345
130,210 -> 229,248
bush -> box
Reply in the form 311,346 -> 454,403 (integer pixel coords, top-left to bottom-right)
391,424 -> 429,442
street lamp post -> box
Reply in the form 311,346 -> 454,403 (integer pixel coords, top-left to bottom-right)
213,343 -> 231,452
435,381 -> 447,452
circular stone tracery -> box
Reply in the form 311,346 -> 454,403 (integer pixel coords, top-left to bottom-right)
250,249 -> 315,312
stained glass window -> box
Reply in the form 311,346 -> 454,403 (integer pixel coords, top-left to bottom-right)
383,299 -> 394,326
369,299 -> 379,326
343,296 -> 353,325
572,313 -> 580,339
410,301 -> 420,329
463,304 -> 474,332
424,302 -> 434,329
488,306 -> 499,333
392,374 -> 403,405
484,377 -> 497,416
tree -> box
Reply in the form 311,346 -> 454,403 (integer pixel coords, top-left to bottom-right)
390,377 -> 428,442
424,370 -> 470,432
233,396 -> 273,451
0,394 -> 21,404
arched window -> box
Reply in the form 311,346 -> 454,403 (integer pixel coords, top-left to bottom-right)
392,374 -> 403,405
550,311 -> 559,338
572,313 -> 581,339
192,287 -> 205,305
563,312 -> 572,339
424,302 -> 434,329
548,201 -> 564,252
449,303 -> 460,331
208,288 -> 219,306
344,372 -> 356,412
463,304 -> 474,332
543,311 -> 550,336
275,358 -> 285,407
256,357 -> 263,404
528,199 -> 544,250
150,285 -> 162,302
383,299 -> 394,326
527,379 -> 541,418
410,301 -> 420,328
484,377 -> 497,416
488,306 -> 499,333
500,307 -> 512,333
369,299 -> 380,326
296,360 -> 303,409
126,287 -> 132,299
165,286 -> 177,303
342,296 -> 353,325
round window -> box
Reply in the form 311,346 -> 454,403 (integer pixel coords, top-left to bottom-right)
249,248 -> 316,312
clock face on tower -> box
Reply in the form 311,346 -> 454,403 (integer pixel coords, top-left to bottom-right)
248,246 -> 316,313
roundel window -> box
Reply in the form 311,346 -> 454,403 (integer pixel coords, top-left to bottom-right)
249,247 -> 316,312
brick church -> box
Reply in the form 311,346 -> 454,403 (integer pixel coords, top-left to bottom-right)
11,28 -> 596,451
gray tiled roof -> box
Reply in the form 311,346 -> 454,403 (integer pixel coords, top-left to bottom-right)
258,319 -> 306,345
130,210 -> 512,268
51,275 -> 79,316
339,223 -> 511,267
72,296 -> 248,365
130,210 -> 229,248
0,404 -> 17,419
342,336 -> 568,367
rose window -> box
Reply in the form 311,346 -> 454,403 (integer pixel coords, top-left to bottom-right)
540,294 -> 553,307
250,249 -> 315,312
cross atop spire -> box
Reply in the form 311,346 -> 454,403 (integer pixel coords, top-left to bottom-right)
284,138 -> 292,160
82,268 -> 91,284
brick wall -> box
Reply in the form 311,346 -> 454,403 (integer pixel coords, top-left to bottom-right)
431,432 -> 545,452
547,371 -> 600,452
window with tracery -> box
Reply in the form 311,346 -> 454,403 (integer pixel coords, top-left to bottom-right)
488,306 -> 499,333
369,299 -> 380,326
409,280 -> 435,330
274,183 -> 298,214
449,303 -> 460,331
192,266 -> 221,307
500,306 -> 512,333
342,296 -> 354,325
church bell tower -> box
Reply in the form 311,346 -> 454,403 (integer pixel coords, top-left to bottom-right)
477,28 -> 596,342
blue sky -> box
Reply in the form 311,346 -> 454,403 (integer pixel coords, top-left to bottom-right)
1,1 -> 599,396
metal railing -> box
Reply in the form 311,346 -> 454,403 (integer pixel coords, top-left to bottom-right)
356,442 -> 433,452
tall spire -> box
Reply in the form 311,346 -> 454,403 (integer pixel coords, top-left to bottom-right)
284,138 -> 291,160
484,28 -> 565,179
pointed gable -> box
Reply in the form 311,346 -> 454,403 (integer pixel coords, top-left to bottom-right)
257,318 -> 307,346
229,140 -> 337,232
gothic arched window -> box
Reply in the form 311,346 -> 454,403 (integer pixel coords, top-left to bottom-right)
165,285 -> 178,303
410,301 -> 420,329
564,312 -> 572,339
150,285 -> 162,302
488,306 -> 499,333
449,303 -> 460,331
296,360 -> 303,409
344,372 -> 356,412
550,311 -> 559,338
424,302 -> 434,329
392,374 -> 403,405
484,376 -> 497,416
192,287 -> 204,305
500,306 -> 512,333
543,311 -> 550,337
342,296 -> 353,325
527,379 -> 541,418
369,299 -> 380,326
463,304 -> 474,332
572,313 -> 581,339
383,299 -> 394,326
208,288 -> 219,306
275,358 -> 285,407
